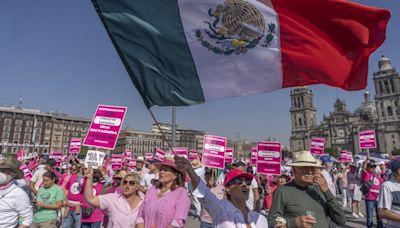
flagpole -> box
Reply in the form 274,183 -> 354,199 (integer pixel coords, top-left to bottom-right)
172,106 -> 176,148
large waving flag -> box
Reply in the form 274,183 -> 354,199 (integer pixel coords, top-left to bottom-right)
91,0 -> 390,107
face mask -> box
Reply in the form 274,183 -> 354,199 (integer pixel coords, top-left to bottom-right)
0,172 -> 11,185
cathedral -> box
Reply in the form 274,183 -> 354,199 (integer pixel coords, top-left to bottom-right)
290,56 -> 400,155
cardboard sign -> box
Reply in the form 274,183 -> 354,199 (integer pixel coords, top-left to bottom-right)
251,147 -> 257,165
202,135 -> 227,169
310,137 -> 325,155
172,147 -> 188,159
225,147 -> 234,164
155,149 -> 165,161
189,149 -> 199,161
83,105 -> 127,150
111,154 -> 123,170
49,151 -> 63,167
84,150 -> 106,169
256,141 -> 281,175
359,130 -> 376,149
69,138 -> 82,154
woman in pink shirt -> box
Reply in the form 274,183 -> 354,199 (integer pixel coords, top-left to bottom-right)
136,158 -> 190,228
84,167 -> 143,228
81,170 -> 105,228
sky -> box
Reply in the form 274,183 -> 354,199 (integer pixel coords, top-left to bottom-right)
0,0 -> 399,147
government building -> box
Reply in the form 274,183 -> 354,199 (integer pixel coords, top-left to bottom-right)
290,56 -> 400,155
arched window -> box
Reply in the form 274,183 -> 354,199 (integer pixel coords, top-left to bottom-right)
298,118 -> 302,126
388,106 -> 393,116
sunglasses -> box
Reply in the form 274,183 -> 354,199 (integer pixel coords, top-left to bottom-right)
122,180 -> 138,186
227,178 -> 252,186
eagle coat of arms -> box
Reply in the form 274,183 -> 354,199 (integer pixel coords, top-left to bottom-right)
195,0 -> 276,55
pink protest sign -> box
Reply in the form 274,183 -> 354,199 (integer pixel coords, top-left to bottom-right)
359,130 -> 376,149
49,151 -> 63,167
16,150 -> 25,161
143,152 -> 153,161
225,148 -> 234,164
124,150 -> 132,159
189,149 -> 199,161
256,141 -> 281,175
202,135 -> 227,169
155,149 -> 165,161
20,163 -> 32,181
83,105 -> 127,150
69,138 -> 82,154
111,154 -> 123,170
339,150 -> 353,162
172,147 -> 188,159
310,137 -> 325,155
251,147 -> 257,165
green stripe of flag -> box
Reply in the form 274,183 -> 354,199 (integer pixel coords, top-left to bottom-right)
91,0 -> 205,107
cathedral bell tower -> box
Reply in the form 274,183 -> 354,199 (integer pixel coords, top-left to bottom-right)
290,86 -> 317,152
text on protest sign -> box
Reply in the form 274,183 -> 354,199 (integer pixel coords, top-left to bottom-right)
202,135 -> 227,169
172,147 -> 188,159
69,138 -> 82,154
189,149 -> 199,161
251,147 -> 257,165
359,130 -> 376,149
84,150 -> 106,169
155,149 -> 165,161
256,141 -> 281,175
225,147 -> 234,164
310,137 -> 325,155
111,154 -> 123,170
83,105 -> 127,150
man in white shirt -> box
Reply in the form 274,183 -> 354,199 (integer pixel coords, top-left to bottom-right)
190,159 -> 206,217
378,159 -> 400,228
140,159 -> 160,191
29,158 -> 48,194
0,156 -> 33,228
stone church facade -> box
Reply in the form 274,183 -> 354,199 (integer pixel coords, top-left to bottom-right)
290,56 -> 400,155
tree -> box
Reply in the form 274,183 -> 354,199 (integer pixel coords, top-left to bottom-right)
325,147 -> 339,158
392,149 -> 400,156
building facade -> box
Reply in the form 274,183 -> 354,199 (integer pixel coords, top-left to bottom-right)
290,56 -> 400,154
0,107 -> 91,155
115,123 -> 205,157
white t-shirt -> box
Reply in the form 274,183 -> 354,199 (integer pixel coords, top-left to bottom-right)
378,179 -> 400,228
246,179 -> 258,210
31,165 -> 47,191
141,173 -> 156,189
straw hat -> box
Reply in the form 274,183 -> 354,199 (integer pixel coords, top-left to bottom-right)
287,151 -> 323,168
0,156 -> 24,179
191,159 -> 202,169
154,158 -> 185,175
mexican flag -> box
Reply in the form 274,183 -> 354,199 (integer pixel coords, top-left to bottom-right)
91,0 -> 390,107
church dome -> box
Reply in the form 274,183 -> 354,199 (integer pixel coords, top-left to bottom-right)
379,55 -> 394,71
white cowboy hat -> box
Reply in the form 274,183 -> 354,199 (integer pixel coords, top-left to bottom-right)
287,151 -> 323,168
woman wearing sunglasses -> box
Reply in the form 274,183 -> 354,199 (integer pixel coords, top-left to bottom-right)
84,167 -> 143,228
136,158 -> 190,228
174,156 -> 269,227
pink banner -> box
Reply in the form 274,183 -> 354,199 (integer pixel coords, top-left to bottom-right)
188,149 -> 199,161
20,163 -> 32,181
256,141 -> 281,175
251,147 -> 257,165
16,150 -> 25,161
172,147 -> 188,159
145,152 -> 153,161
155,149 -> 165,161
111,154 -> 123,170
225,147 -> 234,164
83,105 -> 127,150
359,130 -> 376,149
310,137 -> 325,155
49,151 -> 63,167
69,138 -> 82,154
202,135 -> 227,169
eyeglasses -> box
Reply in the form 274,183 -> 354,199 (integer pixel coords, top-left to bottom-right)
227,178 -> 252,186
122,180 -> 138,186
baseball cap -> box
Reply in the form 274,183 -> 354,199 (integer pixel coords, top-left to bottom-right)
223,168 -> 253,186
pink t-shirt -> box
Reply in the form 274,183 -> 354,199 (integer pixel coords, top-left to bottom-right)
81,183 -> 105,223
99,192 -> 143,228
136,186 -> 190,228
66,174 -> 84,210
362,171 -> 383,200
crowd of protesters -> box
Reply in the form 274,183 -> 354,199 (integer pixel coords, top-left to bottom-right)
1,150 -> 400,227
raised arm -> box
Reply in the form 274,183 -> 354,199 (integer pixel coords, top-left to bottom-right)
84,166 -> 101,207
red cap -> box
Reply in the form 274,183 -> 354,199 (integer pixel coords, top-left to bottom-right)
223,168 -> 253,186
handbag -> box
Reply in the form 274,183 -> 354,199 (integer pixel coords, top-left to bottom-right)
360,179 -> 373,195
81,206 -> 96,219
